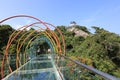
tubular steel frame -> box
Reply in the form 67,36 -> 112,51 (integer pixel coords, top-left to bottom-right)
0,15 -> 66,78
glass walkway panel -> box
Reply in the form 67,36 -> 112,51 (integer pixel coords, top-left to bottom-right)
2,54 -> 62,80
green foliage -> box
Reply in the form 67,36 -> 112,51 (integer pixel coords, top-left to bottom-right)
55,25 -> 120,78
0,25 -> 14,54
75,25 -> 90,34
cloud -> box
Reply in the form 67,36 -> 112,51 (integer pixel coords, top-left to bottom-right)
13,24 -> 24,30
13,18 -> 33,30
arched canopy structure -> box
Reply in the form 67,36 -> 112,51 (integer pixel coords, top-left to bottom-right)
0,15 -> 66,78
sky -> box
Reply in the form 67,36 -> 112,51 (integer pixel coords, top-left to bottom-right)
0,0 -> 120,34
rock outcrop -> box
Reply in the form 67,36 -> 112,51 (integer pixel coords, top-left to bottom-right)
67,26 -> 88,38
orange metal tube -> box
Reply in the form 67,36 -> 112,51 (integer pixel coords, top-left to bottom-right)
0,15 -> 66,78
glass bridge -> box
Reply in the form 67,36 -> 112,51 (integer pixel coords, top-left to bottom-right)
1,15 -> 119,80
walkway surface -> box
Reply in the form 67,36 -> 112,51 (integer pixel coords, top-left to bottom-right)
2,54 -> 62,80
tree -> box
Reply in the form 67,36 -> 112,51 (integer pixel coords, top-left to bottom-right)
0,25 -> 14,54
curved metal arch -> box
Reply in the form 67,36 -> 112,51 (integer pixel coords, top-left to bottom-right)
29,36 -> 54,55
23,29 -> 58,59
15,24 -> 61,69
0,14 -> 65,55
1,22 -> 61,77
0,15 -> 66,78
18,28 -> 58,66
27,38 -> 54,58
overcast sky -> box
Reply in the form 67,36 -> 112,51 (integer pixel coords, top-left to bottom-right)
0,0 -> 120,34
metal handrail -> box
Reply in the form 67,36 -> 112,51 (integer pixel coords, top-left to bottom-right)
58,54 -> 120,80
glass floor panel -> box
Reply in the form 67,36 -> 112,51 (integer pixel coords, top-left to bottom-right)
20,62 -> 53,70
7,71 -> 56,80
33,56 -> 52,61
